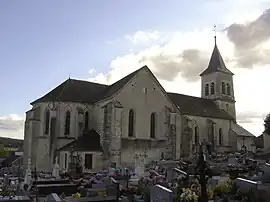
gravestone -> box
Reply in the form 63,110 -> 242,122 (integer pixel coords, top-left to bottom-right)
52,157 -> 60,179
150,184 -> 173,202
228,156 -> 239,166
45,193 -> 62,202
234,178 -> 258,194
3,174 -> 9,185
106,177 -> 120,199
24,158 -> 32,185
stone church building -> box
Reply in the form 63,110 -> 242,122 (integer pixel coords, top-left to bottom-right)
23,42 -> 255,172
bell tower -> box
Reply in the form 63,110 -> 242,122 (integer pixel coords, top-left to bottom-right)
200,31 -> 236,120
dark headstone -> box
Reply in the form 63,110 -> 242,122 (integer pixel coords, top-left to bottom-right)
150,184 -> 173,202
45,193 -> 62,202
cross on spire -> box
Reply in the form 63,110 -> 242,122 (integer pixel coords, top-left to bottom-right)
213,25 -> 217,45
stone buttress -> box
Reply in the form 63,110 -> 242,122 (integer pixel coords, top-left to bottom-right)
101,102 -> 123,167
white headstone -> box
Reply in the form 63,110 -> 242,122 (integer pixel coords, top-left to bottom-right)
24,158 -> 32,185
52,157 -> 60,179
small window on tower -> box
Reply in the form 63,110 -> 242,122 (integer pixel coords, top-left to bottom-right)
225,104 -> 229,111
221,82 -> 226,94
210,82 -> 215,95
205,84 -> 209,96
227,83 -> 231,95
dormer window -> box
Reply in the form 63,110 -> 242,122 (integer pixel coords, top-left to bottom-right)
227,83 -> 231,95
221,82 -> 226,94
210,82 -> 215,95
205,84 -> 209,96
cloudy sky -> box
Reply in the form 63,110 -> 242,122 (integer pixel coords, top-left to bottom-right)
0,0 -> 270,139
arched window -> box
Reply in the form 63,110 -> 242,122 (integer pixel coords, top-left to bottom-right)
205,84 -> 209,96
64,111 -> 71,135
128,109 -> 135,137
150,112 -> 156,138
227,83 -> 231,95
219,128 -> 223,145
194,126 -> 199,145
221,82 -> 226,94
210,82 -> 215,95
45,110 -> 50,135
84,111 -> 89,130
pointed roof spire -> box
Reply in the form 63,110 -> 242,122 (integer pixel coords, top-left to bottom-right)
214,24 -> 217,46
199,25 -> 234,76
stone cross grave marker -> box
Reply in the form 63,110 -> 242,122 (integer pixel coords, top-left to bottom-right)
150,184 -> 173,202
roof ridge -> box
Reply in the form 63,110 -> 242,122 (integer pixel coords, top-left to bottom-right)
167,92 -> 213,101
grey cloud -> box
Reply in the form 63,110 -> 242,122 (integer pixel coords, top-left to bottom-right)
237,111 -> 267,124
139,49 -> 208,82
226,8 -> 270,68
0,119 -> 24,131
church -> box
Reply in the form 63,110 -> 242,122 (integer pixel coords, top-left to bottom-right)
23,41 -> 255,173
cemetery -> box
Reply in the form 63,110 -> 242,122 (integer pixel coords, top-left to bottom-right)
1,145 -> 270,202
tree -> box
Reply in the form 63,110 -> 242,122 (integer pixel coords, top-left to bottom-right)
264,113 -> 270,135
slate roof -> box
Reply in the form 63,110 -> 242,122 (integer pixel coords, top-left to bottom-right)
31,79 -> 108,105
31,65 -> 234,120
58,129 -> 103,152
31,66 -> 145,105
167,93 -> 234,120
231,123 -> 254,137
200,44 -> 234,76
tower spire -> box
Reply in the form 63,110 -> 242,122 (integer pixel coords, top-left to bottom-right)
213,25 -> 217,45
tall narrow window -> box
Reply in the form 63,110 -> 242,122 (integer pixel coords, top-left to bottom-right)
84,111 -> 89,130
194,126 -> 199,145
150,112 -> 156,138
85,154 -> 93,169
210,82 -> 215,95
219,128 -> 223,145
205,84 -> 209,96
45,110 -> 50,135
128,109 -> 135,137
221,82 -> 226,94
64,153 -> 68,169
227,83 -> 231,95
64,111 -> 71,135
225,104 -> 229,111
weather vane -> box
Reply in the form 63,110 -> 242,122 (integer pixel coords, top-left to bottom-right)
213,25 -> 217,45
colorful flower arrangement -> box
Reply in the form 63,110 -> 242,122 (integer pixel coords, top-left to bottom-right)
180,188 -> 198,202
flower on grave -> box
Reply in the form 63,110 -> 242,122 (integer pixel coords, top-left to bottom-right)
180,188 -> 198,202
72,192 -> 81,199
